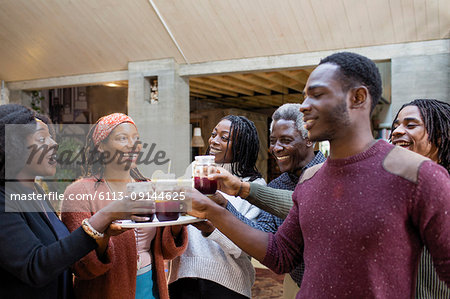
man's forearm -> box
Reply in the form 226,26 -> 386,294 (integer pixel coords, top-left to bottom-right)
245,183 -> 294,219
207,204 -> 269,261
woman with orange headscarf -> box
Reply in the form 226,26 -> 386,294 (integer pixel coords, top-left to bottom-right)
62,113 -> 187,299
0,105 -> 156,299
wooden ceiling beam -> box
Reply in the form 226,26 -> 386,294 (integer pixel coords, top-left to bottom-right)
257,94 -> 296,106
255,72 -> 303,92
278,73 -> 306,91
280,71 -> 306,85
190,92 -> 207,99
264,72 -> 304,92
228,98 -> 264,109
189,69 -> 309,109
200,98 -> 244,109
250,93 -> 303,107
190,87 -> 223,98
231,98 -> 273,108
191,77 -> 255,96
242,93 -> 301,106
250,74 -> 289,94
234,74 -> 288,94
247,96 -> 283,107
190,81 -> 238,97
232,74 -> 272,92
203,94 -> 284,108
201,97 -> 260,109
197,92 -> 304,110
285,69 -> 310,84
264,72 -> 296,85
278,93 -> 304,103
283,82 -> 305,93
214,75 -> 272,95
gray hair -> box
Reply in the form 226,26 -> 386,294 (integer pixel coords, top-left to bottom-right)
270,103 -> 308,139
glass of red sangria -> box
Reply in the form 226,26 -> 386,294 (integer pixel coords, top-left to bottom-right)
126,182 -> 155,222
154,179 -> 180,222
193,155 -> 217,195
155,200 -> 180,222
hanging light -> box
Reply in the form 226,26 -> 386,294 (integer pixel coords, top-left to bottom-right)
105,82 -> 120,87
191,127 -> 205,147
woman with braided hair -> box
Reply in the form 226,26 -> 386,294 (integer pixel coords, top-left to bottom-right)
391,99 -> 450,298
207,115 -> 262,181
61,113 -> 188,299
168,115 -> 265,299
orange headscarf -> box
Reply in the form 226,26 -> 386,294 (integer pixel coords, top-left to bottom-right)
92,113 -> 137,145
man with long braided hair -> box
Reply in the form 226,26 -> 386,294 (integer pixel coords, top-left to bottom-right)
391,99 -> 450,298
391,99 -> 449,172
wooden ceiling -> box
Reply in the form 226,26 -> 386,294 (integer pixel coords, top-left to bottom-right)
1,0 -> 448,82
190,68 -> 313,109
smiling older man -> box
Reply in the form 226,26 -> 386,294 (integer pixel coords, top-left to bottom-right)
212,104 -> 325,298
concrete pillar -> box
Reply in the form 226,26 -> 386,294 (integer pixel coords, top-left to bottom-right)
128,59 -> 190,178
7,89 -> 32,106
391,53 -> 450,118
1,81 -> 9,105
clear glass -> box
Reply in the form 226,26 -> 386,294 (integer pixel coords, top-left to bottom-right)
126,182 -> 155,222
154,180 -> 179,221
193,155 -> 217,195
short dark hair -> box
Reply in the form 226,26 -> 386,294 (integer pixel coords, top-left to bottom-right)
391,99 -> 450,173
320,52 -> 382,113
0,104 -> 51,182
206,115 -> 262,181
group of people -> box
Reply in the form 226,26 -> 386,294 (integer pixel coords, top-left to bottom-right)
0,51 -> 448,299
187,53 -> 450,298
0,102 -> 266,298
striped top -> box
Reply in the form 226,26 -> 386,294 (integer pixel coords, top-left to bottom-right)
416,242 -> 450,299
263,141 -> 450,298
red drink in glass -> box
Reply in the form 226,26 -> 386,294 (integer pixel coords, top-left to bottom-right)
155,201 -> 180,222
194,177 -> 217,195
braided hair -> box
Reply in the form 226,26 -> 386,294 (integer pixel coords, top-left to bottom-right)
206,115 -> 262,181
390,99 -> 450,172
0,104 -> 52,183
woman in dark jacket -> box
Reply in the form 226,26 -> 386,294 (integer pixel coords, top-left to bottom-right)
0,104 -> 153,298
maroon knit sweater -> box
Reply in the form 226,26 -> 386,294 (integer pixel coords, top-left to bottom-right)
262,140 -> 450,298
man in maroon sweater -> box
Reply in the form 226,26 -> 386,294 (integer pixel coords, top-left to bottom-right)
187,52 -> 450,298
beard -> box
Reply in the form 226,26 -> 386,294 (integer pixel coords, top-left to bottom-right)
308,99 -> 351,142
